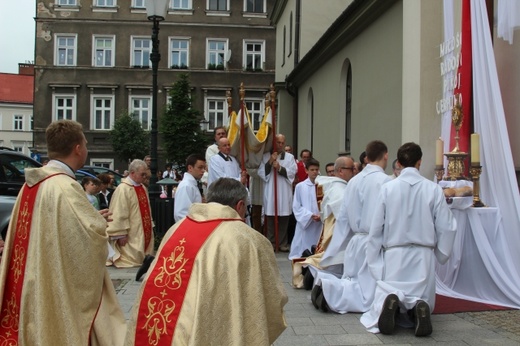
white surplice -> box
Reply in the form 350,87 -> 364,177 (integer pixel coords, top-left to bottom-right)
208,153 -> 241,187
360,167 -> 457,333
315,164 -> 391,313
289,178 -> 322,260
174,172 -> 201,222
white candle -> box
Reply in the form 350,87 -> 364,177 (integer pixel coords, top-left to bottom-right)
436,138 -> 444,166
471,133 -> 480,164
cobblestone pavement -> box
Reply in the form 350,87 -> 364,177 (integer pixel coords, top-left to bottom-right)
109,252 -> 520,345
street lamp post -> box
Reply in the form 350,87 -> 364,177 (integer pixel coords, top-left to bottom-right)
146,0 -> 168,201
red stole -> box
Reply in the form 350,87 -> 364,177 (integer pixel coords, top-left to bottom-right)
0,174 -> 65,344
134,218 -> 225,345
134,185 -> 153,250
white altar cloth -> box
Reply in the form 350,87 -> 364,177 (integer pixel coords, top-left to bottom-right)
436,207 -> 520,308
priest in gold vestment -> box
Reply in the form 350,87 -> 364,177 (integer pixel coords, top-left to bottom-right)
107,159 -> 154,268
292,156 -> 354,288
125,178 -> 287,346
0,120 -> 126,345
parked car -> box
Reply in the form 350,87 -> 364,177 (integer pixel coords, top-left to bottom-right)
0,149 -> 42,196
0,196 -> 16,240
80,166 -> 123,186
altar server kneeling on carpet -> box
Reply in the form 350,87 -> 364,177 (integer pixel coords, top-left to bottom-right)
125,177 -> 288,346
360,142 -> 457,337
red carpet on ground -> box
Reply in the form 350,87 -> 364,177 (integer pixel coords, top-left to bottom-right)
433,294 -> 513,314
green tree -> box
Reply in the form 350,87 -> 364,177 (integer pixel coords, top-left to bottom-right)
109,111 -> 150,163
161,73 -> 208,172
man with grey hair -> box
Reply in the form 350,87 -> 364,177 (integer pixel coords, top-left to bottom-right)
125,178 -> 288,345
107,159 -> 154,268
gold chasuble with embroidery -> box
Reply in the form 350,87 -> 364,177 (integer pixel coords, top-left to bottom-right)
0,165 -> 126,345
107,179 -> 154,267
125,203 -> 288,346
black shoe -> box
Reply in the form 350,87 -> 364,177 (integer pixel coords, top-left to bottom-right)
301,249 -> 312,258
316,291 -> 330,313
414,300 -> 432,337
378,294 -> 399,335
135,255 -> 155,281
311,285 -> 322,309
303,269 -> 314,291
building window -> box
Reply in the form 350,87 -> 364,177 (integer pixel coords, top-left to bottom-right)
30,116 -> 33,130
289,12 -> 293,57
171,0 -> 191,10
345,63 -> 352,152
169,38 -> 189,69
55,34 -> 77,66
57,0 -> 77,5
245,100 -> 262,133
205,98 -> 227,131
90,159 -> 114,169
207,39 -> 227,69
130,97 -> 151,130
132,37 -> 151,68
95,0 -> 116,6
12,146 -> 23,153
93,36 -> 115,67
13,115 -> 23,131
282,26 -> 286,66
91,96 -> 114,130
53,95 -> 76,121
132,0 -> 145,7
244,40 -> 264,71
207,0 -> 228,11
245,0 -> 265,13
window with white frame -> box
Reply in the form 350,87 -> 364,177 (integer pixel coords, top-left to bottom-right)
169,38 -> 189,68
245,100 -> 263,132
132,0 -> 145,7
205,98 -> 227,131
207,0 -> 228,11
53,95 -> 76,121
13,115 -> 23,131
244,40 -> 264,70
244,0 -> 265,13
12,145 -> 23,153
130,97 -> 151,130
30,116 -> 33,130
57,0 -> 77,5
55,34 -> 77,66
171,0 -> 192,10
95,0 -> 116,6
93,36 -> 115,67
91,96 -> 114,130
90,159 -> 114,169
207,39 -> 227,69
132,37 -> 151,68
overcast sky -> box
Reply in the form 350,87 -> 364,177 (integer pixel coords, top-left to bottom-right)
0,1 -> 36,73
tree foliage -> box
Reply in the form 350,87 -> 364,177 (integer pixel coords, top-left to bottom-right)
161,73 -> 209,172
109,111 -> 150,163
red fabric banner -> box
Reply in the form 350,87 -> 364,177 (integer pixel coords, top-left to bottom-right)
134,185 -> 153,250
133,218 -> 223,345
451,0 -> 472,161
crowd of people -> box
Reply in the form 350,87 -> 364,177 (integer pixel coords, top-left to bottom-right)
0,119 -> 457,344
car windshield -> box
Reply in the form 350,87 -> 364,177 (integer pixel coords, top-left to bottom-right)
2,154 -> 41,182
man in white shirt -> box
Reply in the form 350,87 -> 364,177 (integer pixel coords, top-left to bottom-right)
208,138 -> 246,187
360,142 -> 457,337
258,134 -> 298,252
205,126 -> 227,169
174,154 -> 206,222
